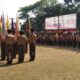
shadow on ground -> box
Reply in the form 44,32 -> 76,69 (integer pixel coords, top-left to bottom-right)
0,60 -> 32,67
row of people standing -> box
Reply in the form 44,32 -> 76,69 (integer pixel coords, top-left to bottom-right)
36,32 -> 80,49
0,28 -> 37,64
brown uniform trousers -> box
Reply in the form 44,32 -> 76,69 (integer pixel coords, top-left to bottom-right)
29,43 -> 35,61
25,42 -> 28,53
13,42 -> 18,59
0,35 -> 6,60
6,44 -> 13,64
1,41 -> 6,60
29,33 -> 37,61
17,45 -> 25,62
17,36 -> 27,63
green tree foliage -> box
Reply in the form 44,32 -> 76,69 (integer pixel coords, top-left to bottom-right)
75,0 -> 80,2
18,0 -> 79,32
18,0 -> 58,31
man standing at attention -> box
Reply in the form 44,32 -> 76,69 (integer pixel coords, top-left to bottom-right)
5,30 -> 15,64
17,31 -> 28,63
28,28 -> 37,61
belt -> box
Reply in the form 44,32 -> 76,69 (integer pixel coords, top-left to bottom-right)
6,44 -> 13,45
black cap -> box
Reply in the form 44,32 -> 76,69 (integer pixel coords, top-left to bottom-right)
30,28 -> 34,32
12,30 -> 15,34
7,29 -> 12,34
19,30 -> 24,35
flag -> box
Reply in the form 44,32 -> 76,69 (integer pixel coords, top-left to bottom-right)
0,15 -> 2,31
15,16 -> 19,37
16,16 -> 19,31
6,15 -> 10,30
1,12 -> 6,35
26,15 -> 31,32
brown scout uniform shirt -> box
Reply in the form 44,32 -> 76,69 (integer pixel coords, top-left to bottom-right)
28,33 -> 37,44
17,35 -> 27,53
6,34 -> 15,45
17,35 -> 27,45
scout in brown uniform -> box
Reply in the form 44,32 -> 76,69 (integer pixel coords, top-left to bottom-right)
0,35 -> 6,60
5,30 -> 15,64
17,31 -> 27,63
77,33 -> 80,49
28,28 -> 37,61
12,30 -> 18,59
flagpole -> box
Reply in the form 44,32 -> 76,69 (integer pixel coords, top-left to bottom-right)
10,18 -> 15,31
1,11 -> 6,35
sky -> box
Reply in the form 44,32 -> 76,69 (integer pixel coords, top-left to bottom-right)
0,0 -> 40,18
0,0 -> 63,19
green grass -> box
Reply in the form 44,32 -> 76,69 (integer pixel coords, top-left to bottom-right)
0,46 -> 80,80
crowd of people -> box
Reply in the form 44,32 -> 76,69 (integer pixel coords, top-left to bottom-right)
1,29 -> 80,64
0,28 -> 37,64
36,31 -> 80,49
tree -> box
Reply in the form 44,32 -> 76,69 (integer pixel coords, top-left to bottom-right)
64,0 -> 72,5
18,0 -> 58,31
19,0 -> 78,32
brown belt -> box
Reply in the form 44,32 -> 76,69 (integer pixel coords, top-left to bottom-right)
6,44 -> 13,45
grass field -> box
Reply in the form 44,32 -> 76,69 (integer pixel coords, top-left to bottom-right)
0,46 -> 80,80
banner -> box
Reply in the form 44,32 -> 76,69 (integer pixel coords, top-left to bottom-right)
45,16 -> 58,30
45,13 -> 76,30
59,14 -> 76,29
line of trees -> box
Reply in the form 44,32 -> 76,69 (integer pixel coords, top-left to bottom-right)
18,0 -> 80,32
